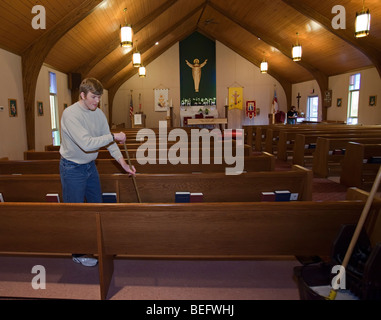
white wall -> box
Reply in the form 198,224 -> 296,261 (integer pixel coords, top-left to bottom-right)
35,65 -> 72,151
291,80 -> 321,119
112,41 -> 287,129
0,48 -> 27,160
216,42 -> 287,128
328,68 -> 381,124
114,44 -> 180,128
291,67 -> 381,124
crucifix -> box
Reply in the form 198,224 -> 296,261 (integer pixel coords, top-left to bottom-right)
232,90 -> 240,105
296,92 -> 301,110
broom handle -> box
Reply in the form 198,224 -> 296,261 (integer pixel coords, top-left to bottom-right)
328,165 -> 381,300
123,141 -> 142,203
341,165 -> 381,269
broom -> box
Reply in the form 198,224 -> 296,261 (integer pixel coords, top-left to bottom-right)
327,165 -> 381,300
123,141 -> 142,203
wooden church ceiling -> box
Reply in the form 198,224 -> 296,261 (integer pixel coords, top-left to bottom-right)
1,0 -> 381,93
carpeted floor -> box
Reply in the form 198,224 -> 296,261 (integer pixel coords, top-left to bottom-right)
0,159 -> 351,301
0,256 -> 302,300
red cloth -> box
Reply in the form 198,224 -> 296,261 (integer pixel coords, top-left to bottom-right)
275,111 -> 285,123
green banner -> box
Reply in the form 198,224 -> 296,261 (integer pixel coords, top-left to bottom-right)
179,32 -> 216,106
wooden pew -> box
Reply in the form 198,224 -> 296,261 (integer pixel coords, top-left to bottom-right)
265,124 -> 381,156
0,165 -> 312,203
340,142 -> 381,189
312,137 -> 381,178
1,193 -> 379,299
0,153 -> 275,175
26,144 -> 253,160
293,132 -> 381,166
277,127 -> 381,161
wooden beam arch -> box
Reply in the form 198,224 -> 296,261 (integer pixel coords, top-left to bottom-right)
21,0 -> 103,150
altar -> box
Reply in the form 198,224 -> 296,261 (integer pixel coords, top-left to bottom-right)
180,105 -> 219,127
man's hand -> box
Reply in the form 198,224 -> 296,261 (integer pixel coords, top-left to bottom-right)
113,132 -> 126,143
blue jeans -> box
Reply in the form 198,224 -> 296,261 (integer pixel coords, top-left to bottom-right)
60,158 -> 102,203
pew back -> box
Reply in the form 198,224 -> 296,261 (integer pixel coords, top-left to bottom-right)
340,142 -> 381,188
312,137 -> 381,177
0,153 -> 275,175
0,166 -> 312,203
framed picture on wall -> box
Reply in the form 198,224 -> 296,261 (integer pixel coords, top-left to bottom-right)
369,95 -> 377,107
37,101 -> 44,116
8,99 -> 17,117
337,98 -> 342,107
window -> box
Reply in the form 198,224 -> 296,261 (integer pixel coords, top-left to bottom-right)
347,73 -> 361,125
307,96 -> 319,122
49,72 -> 60,146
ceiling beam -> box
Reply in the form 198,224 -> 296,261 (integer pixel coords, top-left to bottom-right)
100,3 -> 204,86
76,0 -> 181,77
282,0 -> 381,78
208,1 -> 328,112
21,0 -> 104,150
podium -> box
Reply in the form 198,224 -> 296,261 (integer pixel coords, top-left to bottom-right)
132,113 -> 146,128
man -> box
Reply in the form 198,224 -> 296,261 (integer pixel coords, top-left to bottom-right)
60,78 -> 136,267
287,106 -> 298,124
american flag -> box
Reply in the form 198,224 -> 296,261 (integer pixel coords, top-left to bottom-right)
129,92 -> 133,119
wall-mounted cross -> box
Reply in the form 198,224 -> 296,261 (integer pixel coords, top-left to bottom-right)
296,92 -> 301,109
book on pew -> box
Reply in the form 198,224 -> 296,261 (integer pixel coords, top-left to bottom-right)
0,193 -> 4,202
275,190 -> 291,202
175,192 -> 190,203
368,156 -> 381,164
190,193 -> 203,202
290,193 -> 299,201
333,149 -> 343,155
260,192 -> 276,202
46,193 -> 60,202
102,192 -> 117,203
308,143 -> 316,149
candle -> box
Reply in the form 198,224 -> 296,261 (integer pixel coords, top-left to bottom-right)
170,99 -> 173,107
225,97 -> 228,106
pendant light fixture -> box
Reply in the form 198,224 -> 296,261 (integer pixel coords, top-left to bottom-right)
355,0 -> 371,38
260,53 -> 268,74
139,65 -> 146,78
132,41 -> 141,68
120,8 -> 133,48
292,32 -> 302,62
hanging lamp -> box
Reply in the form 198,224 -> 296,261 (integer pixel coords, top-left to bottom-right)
120,8 -> 133,48
139,65 -> 146,78
292,32 -> 302,62
355,0 -> 371,38
133,41 -> 141,67
260,53 -> 268,74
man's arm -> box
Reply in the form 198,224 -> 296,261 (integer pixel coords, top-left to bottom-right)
112,132 -> 136,176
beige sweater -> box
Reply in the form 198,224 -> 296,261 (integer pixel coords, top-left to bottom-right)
59,102 -> 122,164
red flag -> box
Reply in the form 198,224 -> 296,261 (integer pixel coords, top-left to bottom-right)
129,92 -> 133,119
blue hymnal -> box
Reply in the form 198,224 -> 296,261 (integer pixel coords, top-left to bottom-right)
275,190 -> 291,202
175,192 -> 190,203
102,193 -> 117,203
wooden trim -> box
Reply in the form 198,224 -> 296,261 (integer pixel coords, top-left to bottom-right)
21,0 -> 103,150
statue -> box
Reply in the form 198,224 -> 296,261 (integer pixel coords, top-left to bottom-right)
185,58 -> 208,92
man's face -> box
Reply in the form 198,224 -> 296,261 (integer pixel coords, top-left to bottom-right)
81,92 -> 101,111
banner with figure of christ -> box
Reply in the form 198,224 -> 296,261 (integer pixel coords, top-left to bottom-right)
228,87 -> 243,110
180,32 -> 216,106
